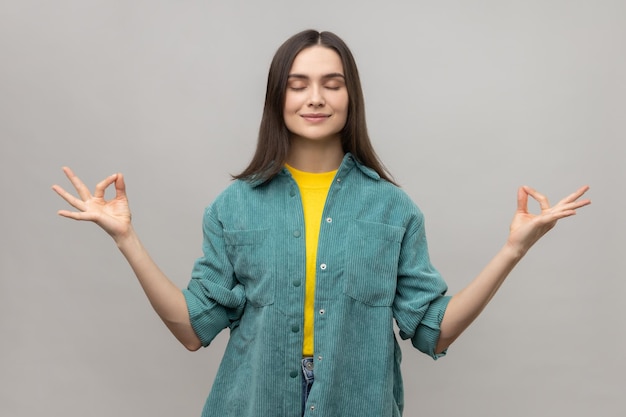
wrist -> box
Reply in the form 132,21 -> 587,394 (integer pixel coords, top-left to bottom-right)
502,240 -> 528,261
114,225 -> 140,251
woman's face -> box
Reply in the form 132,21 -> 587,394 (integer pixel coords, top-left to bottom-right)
283,46 -> 349,144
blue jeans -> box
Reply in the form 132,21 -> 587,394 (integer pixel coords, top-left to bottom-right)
301,357 -> 315,416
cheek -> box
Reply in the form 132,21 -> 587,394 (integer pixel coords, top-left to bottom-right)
334,92 -> 349,113
283,93 -> 301,114
283,96 -> 297,130
334,95 -> 349,119
338,99 -> 349,128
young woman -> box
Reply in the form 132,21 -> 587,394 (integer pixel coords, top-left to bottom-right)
52,30 -> 591,417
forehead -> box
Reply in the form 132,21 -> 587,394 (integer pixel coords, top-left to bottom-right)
289,46 -> 344,76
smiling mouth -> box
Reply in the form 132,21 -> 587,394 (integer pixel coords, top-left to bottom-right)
300,114 -> 330,122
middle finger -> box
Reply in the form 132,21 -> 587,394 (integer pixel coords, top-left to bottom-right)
62,166 -> 93,201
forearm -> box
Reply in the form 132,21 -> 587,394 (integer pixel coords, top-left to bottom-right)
435,243 -> 525,353
115,227 -> 201,351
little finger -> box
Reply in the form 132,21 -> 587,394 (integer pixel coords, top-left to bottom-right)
57,209 -> 97,222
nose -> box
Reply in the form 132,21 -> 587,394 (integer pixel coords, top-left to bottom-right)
308,85 -> 325,107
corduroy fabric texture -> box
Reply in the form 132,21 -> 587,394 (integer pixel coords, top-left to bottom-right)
183,153 -> 450,417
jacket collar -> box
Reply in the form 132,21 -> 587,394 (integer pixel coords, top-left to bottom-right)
249,153 -> 380,188
339,152 -> 381,180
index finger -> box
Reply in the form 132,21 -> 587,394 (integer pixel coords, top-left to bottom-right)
93,173 -> 119,199
522,186 -> 551,210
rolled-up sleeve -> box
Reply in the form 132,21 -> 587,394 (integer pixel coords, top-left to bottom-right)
393,209 -> 451,360
182,205 -> 246,347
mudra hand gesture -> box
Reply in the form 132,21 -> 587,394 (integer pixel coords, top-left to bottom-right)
52,166 -> 591,254
52,166 -> 132,241
507,185 -> 591,256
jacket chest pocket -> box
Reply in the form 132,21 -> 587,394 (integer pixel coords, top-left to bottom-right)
343,220 -> 405,307
224,229 -> 275,307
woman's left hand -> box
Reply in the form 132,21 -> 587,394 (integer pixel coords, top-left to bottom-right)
436,185 -> 591,353
506,185 -> 591,255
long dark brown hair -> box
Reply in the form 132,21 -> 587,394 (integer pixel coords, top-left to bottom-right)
233,29 -> 396,185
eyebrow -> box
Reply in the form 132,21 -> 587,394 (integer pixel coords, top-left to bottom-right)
288,72 -> 345,80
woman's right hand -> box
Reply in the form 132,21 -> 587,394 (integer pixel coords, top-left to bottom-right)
52,167 -> 132,240
53,167 -> 202,350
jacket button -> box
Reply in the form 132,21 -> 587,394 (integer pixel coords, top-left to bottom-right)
290,370 -> 298,378
291,325 -> 299,333
293,230 -> 301,238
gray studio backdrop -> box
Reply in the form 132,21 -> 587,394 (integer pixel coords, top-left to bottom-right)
1,1 -> 624,416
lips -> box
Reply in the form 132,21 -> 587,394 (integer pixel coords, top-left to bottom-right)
300,113 -> 330,123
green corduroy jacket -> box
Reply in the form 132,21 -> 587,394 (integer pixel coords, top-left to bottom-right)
183,153 -> 451,417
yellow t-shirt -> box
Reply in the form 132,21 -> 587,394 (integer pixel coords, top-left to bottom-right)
285,164 -> 337,357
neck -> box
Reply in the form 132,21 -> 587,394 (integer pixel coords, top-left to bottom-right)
286,136 -> 344,172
